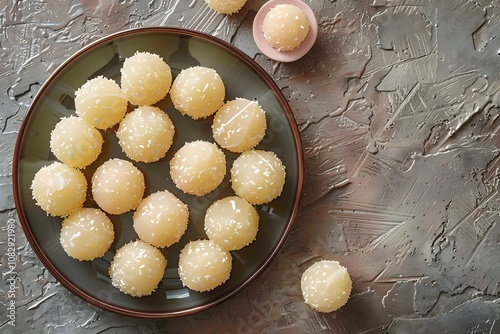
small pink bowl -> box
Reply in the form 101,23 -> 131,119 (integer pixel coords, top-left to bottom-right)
252,0 -> 318,62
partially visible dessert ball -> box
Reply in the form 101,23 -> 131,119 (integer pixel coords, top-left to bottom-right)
205,0 -> 247,14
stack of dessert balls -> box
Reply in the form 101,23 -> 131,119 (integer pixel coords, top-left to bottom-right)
31,51 -> 286,297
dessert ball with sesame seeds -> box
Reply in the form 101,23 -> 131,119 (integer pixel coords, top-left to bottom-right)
178,239 -> 232,292
91,159 -> 145,215
116,106 -> 175,163
133,190 -> 189,248
169,140 -> 226,196
230,150 -> 285,205
204,196 -> 259,251
60,208 -> 114,261
170,66 -> 225,119
31,162 -> 87,217
262,4 -> 310,52
212,98 -> 267,153
109,240 -> 167,297
205,0 -> 247,14
50,116 -> 103,169
75,76 -> 128,130
301,260 -> 352,312
120,51 -> 172,106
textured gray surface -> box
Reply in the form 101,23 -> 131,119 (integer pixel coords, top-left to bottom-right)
1,0 -> 500,333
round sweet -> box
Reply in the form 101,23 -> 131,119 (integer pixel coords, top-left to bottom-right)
178,239 -> 232,292
204,196 -> 259,251
170,140 -> 226,196
120,51 -> 172,106
301,260 -> 352,312
116,106 -> 175,163
50,116 -> 103,168
109,240 -> 167,297
133,191 -> 189,248
170,66 -> 225,119
91,159 -> 145,215
230,150 -> 286,205
262,4 -> 310,52
212,98 -> 267,153
205,0 -> 247,14
75,76 -> 128,129
31,162 -> 87,217
60,208 -> 114,261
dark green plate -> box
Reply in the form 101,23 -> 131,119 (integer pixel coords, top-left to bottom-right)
13,27 -> 303,318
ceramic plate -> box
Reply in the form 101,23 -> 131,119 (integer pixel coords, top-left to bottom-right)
13,27 -> 303,318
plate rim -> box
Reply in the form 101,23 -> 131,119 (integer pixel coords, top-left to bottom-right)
12,26 -> 304,318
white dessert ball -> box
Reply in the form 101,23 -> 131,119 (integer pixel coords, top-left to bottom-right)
178,239 -> 232,292
120,51 -> 172,106
116,106 -> 175,163
109,240 -> 167,297
31,162 -> 87,217
301,260 -> 352,312
75,76 -> 128,129
133,191 -> 189,248
212,98 -> 267,153
205,0 -> 247,14
91,159 -> 145,215
170,66 -> 225,119
230,150 -> 286,205
262,4 -> 310,52
204,196 -> 259,251
170,140 -> 226,196
50,116 -> 103,168
60,208 -> 114,261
